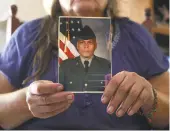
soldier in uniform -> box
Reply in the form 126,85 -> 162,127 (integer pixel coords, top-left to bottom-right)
59,25 -> 111,92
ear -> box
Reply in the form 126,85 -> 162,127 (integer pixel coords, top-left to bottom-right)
94,39 -> 97,49
76,41 -> 79,50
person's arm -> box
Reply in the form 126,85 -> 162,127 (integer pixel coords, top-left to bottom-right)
0,19 -> 43,129
146,71 -> 169,128
0,73 -> 33,129
126,21 -> 169,128
101,20 -> 169,129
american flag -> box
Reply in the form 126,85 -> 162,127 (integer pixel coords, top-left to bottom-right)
58,17 -> 83,63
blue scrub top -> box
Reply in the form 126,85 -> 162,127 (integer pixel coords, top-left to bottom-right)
0,17 -> 169,130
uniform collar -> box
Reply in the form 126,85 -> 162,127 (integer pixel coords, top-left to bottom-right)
75,55 -> 96,67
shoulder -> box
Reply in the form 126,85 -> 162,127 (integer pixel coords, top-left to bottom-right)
13,16 -> 44,39
60,58 -> 77,67
115,18 -> 156,49
115,17 -> 149,34
12,16 -> 45,44
2,16 -> 48,58
113,18 -> 163,61
95,56 -> 110,64
114,18 -> 168,77
1,16 -> 48,64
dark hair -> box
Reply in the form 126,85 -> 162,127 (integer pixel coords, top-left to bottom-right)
23,0 -> 114,85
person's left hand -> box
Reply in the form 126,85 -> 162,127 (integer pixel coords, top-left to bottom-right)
102,71 -> 154,117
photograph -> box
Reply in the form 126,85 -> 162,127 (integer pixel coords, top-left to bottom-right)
58,16 -> 112,93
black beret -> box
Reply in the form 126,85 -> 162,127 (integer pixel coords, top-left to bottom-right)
77,25 -> 96,40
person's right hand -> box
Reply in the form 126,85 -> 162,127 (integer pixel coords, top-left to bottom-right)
26,80 -> 74,119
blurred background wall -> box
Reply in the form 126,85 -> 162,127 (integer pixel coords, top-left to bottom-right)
0,0 -> 169,56
0,0 -> 47,52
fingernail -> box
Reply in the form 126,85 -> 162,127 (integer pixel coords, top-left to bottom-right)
107,106 -> 114,114
117,109 -> 124,117
67,94 -> 73,100
101,96 -> 108,103
68,99 -> 74,104
57,85 -> 63,91
67,95 -> 74,104
128,110 -> 134,116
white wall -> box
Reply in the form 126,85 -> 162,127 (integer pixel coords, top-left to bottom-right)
15,0 -> 47,21
0,0 -> 47,52
0,21 -> 7,52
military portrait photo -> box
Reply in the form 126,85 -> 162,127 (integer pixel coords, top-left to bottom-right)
58,17 -> 112,92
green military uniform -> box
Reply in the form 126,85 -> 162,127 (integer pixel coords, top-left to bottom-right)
59,56 -> 111,92
59,25 -> 111,92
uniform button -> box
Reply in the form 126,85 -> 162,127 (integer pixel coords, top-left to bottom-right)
70,81 -> 73,84
84,83 -> 88,87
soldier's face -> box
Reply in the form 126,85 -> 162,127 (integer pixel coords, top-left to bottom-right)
77,39 -> 97,59
59,0 -> 108,16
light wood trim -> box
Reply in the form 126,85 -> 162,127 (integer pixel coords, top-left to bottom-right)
152,25 -> 169,35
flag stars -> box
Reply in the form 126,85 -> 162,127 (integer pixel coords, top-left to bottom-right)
78,28 -> 81,32
77,21 -> 80,24
73,36 -> 76,39
71,21 -> 74,24
72,28 -> 75,31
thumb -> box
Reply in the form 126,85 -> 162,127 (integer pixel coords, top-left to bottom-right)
30,81 -> 63,95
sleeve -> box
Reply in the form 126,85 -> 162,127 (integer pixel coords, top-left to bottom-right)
126,20 -> 169,79
0,19 -> 41,88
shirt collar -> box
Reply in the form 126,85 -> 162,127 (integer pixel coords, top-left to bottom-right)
80,55 -> 94,67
